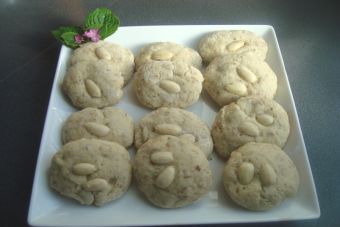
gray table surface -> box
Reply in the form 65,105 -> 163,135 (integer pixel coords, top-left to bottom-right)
0,0 -> 339,226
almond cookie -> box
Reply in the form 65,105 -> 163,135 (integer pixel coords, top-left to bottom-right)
133,61 -> 204,109
198,30 -> 268,63
70,41 -> 135,85
135,107 -> 213,158
62,107 -> 134,148
62,60 -> 124,109
211,96 -> 290,159
204,54 -> 277,106
48,139 -> 132,206
133,135 -> 213,208
223,142 -> 299,211
135,42 -> 202,70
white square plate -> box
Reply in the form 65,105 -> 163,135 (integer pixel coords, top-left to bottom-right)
28,25 -> 320,226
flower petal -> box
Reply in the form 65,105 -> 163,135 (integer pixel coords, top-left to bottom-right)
83,29 -> 101,42
74,34 -> 84,44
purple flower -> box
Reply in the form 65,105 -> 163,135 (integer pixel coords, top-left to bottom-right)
74,34 -> 84,44
83,29 -> 100,42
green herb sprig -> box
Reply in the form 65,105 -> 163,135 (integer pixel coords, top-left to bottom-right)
52,8 -> 120,49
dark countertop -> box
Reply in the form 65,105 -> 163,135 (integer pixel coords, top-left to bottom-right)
0,0 -> 339,226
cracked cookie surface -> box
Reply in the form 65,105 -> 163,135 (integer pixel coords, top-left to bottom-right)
62,107 -> 134,148
133,61 -> 203,109
62,60 -> 124,109
133,135 -> 212,208
134,107 -> 213,158
223,142 -> 299,211
70,41 -> 135,85
211,96 -> 290,159
199,30 -> 268,63
49,139 -> 131,206
204,54 -> 277,106
135,42 -> 202,70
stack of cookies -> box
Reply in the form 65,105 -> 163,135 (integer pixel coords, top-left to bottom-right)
133,108 -> 213,208
47,30 -> 300,211
199,30 -> 299,210
132,42 -> 214,208
49,41 -> 136,206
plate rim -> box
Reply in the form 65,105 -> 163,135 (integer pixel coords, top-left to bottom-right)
28,24 -> 320,226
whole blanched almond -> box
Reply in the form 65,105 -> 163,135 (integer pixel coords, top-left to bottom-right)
238,162 -> 255,185
260,163 -> 277,186
72,163 -> 97,175
159,80 -> 181,93
225,82 -> 247,96
95,47 -> 111,60
256,114 -> 274,126
191,72 -> 204,82
85,79 -> 102,98
141,126 -> 149,142
84,122 -> 110,137
155,166 -> 176,188
86,178 -> 109,191
151,50 -> 173,61
179,133 -> 196,143
237,65 -> 257,83
151,152 -> 174,164
114,88 -> 124,99
239,122 -> 259,137
227,40 -> 245,51
154,124 -> 182,136
113,75 -> 124,88
55,157 -> 64,166
231,151 -> 242,159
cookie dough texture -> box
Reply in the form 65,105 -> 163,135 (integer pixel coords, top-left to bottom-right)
223,142 -> 299,211
199,30 -> 268,63
62,60 -> 124,109
133,135 -> 213,208
49,139 -> 132,206
134,107 -> 213,158
135,42 -> 202,69
70,41 -> 135,85
133,61 -> 204,109
212,96 -> 290,159
62,107 -> 134,148
204,54 -> 277,106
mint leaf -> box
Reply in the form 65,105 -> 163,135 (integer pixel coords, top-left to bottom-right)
61,32 -> 80,48
52,26 -> 82,42
52,8 -> 120,48
84,8 -> 112,29
99,18 -> 119,39
84,8 -> 120,39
